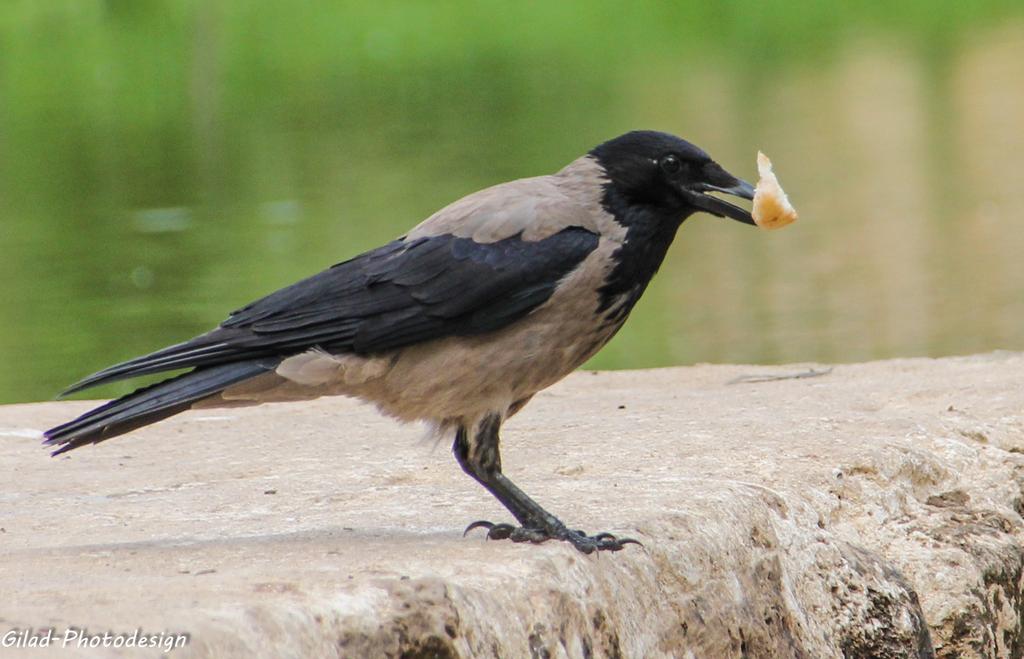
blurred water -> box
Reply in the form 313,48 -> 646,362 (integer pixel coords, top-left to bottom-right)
2,2 -> 1023,404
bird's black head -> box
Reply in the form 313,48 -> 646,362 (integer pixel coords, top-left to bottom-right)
590,130 -> 756,226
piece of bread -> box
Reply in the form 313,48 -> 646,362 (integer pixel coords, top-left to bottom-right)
752,152 -> 798,230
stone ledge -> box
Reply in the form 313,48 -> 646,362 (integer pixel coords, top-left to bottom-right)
2,353 -> 1024,657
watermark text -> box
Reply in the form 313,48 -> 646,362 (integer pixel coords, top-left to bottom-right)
2,627 -> 189,653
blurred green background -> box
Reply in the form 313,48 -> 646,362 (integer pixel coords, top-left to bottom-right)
2,1 -> 1023,404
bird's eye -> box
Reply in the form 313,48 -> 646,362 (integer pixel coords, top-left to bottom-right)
660,155 -> 682,174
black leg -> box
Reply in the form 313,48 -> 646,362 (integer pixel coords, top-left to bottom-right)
453,414 -> 640,554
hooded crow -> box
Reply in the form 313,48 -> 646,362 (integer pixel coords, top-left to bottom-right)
44,130 -> 759,554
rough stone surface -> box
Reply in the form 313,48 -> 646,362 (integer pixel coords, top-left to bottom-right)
2,353 -> 1024,658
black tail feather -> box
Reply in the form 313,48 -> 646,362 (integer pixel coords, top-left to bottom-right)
44,359 -> 278,455
60,337 -> 237,396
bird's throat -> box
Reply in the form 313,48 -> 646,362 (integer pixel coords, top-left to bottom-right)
595,206 -> 686,322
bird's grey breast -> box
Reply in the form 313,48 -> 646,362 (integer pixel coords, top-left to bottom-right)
351,235 -> 629,422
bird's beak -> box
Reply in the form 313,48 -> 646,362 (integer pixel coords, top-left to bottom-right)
688,179 -> 757,226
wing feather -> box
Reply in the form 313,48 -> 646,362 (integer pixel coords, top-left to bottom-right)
64,227 -> 599,394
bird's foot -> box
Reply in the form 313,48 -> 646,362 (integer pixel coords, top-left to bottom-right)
464,520 -> 641,554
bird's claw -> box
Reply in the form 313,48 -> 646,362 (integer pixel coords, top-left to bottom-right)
463,520 -> 642,554
463,520 -> 500,537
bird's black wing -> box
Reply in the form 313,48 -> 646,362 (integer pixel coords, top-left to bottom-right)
64,227 -> 600,394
